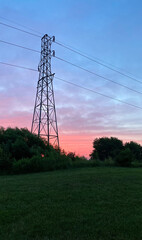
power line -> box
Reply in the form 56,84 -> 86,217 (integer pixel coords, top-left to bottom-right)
0,18 -> 141,84
0,37 -> 142,96
0,61 -> 142,110
55,76 -> 142,110
0,22 -> 41,38
55,56 -> 142,96
55,41 -> 141,83
0,61 -> 38,72
55,41 -> 142,85
0,16 -> 43,35
0,40 -> 40,53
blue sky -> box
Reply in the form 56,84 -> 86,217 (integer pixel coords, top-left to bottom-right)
0,0 -> 142,157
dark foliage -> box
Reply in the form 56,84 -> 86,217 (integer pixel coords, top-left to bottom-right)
0,127 -> 46,160
90,137 -> 142,167
0,146 -> 12,173
90,137 -> 123,161
67,152 -> 76,161
0,127 -> 89,174
1,127 -> 142,174
115,148 -> 133,167
124,141 -> 142,162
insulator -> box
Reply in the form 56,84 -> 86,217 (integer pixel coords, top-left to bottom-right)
53,36 -> 55,42
53,50 -> 55,57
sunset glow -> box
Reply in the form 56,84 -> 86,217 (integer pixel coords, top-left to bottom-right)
0,0 -> 142,158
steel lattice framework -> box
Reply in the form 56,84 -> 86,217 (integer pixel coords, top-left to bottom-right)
31,34 -> 59,147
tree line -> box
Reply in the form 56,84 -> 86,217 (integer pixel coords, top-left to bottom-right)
90,137 -> 142,166
0,127 -> 142,175
0,127 -> 88,174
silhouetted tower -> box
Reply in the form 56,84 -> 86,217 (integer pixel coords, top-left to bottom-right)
31,34 -> 59,148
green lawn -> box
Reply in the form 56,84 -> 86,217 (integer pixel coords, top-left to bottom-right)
0,167 -> 142,240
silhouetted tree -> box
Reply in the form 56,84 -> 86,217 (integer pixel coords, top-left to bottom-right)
0,127 -> 49,161
0,127 -> 74,174
115,148 -> 133,167
124,141 -> 142,162
67,152 -> 76,161
90,137 -> 123,161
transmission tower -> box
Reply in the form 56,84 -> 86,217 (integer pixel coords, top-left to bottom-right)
31,34 -> 59,148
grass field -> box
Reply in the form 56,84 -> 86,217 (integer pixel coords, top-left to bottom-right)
0,167 -> 142,240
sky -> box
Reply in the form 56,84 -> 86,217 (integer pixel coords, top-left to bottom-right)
0,0 -> 142,157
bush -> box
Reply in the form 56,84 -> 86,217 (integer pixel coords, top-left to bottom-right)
115,148 -> 133,167
12,138 -> 31,160
104,157 -> 115,167
56,154 -> 72,169
72,159 -> 90,168
67,152 -> 76,161
131,161 -> 142,168
0,146 -> 12,173
89,159 -> 103,167
12,155 -> 44,174
12,153 -> 72,174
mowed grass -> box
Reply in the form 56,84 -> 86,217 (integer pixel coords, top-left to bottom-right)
0,167 -> 142,240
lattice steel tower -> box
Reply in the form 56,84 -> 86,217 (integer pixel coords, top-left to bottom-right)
31,34 -> 59,148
